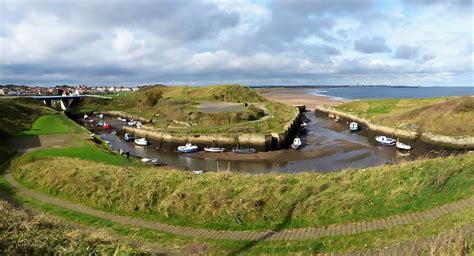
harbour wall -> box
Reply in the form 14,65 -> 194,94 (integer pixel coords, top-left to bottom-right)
119,108 -> 301,151
315,107 -> 474,150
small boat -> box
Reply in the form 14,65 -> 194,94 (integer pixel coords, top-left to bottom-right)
124,133 -> 134,141
128,120 -> 137,126
96,120 -> 104,126
396,139 -> 412,150
232,147 -> 256,154
291,137 -> 302,149
99,113 -> 104,119
136,122 -> 143,128
102,122 -> 111,129
192,170 -> 204,175
134,138 -> 148,146
204,147 -> 225,153
177,143 -> 198,153
375,136 -> 396,146
83,114 -> 89,119
349,122 -> 359,132
301,122 -> 307,128
141,157 -> 152,163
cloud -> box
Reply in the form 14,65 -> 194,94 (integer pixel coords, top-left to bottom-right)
394,45 -> 419,59
354,37 -> 391,53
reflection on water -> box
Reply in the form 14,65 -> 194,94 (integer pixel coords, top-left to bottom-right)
88,113 -> 456,173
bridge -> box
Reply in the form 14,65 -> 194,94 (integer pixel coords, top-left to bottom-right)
0,95 -> 111,111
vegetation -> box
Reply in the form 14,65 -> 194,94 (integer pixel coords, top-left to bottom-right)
0,199 -> 147,254
335,96 -> 474,136
76,85 -> 297,134
16,113 -> 84,136
11,153 -> 474,231
0,98 -> 54,135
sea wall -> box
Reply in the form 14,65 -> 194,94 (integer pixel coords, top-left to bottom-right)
123,108 -> 301,151
315,107 -> 474,150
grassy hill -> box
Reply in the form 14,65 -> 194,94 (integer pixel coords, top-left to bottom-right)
77,85 -> 297,134
335,96 -> 474,136
11,153 -> 474,231
0,98 -> 55,135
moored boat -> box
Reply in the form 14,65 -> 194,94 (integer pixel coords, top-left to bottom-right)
349,122 -> 359,132
177,143 -> 198,153
232,147 -> 256,154
102,122 -> 111,129
96,120 -> 104,126
124,133 -> 134,141
128,120 -> 137,126
375,136 -> 396,145
134,138 -> 148,146
396,139 -> 412,150
291,137 -> 302,149
204,147 -> 225,153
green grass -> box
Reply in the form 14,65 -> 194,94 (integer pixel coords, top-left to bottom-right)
16,113 -> 84,136
335,96 -> 474,136
0,98 -> 55,135
11,153 -> 474,232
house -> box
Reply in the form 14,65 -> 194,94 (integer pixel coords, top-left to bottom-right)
0,89 -> 5,96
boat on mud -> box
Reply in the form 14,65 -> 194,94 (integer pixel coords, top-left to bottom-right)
96,120 -> 104,126
232,147 -> 256,154
134,138 -> 148,146
349,122 -> 359,132
396,139 -> 412,150
375,136 -> 396,146
291,137 -> 302,149
177,143 -> 199,153
124,133 -> 134,141
204,147 -> 225,153
102,122 -> 111,129
128,120 -> 137,126
141,157 -> 160,165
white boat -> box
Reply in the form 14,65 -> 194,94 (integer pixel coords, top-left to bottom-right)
375,136 -> 396,146
136,122 -> 143,128
396,139 -> 412,150
192,170 -> 204,175
301,122 -> 307,128
349,122 -> 359,132
83,114 -> 89,119
124,133 -> 134,141
128,120 -> 137,126
141,157 -> 152,163
134,138 -> 148,146
177,143 -> 198,153
204,147 -> 225,153
291,137 -> 302,149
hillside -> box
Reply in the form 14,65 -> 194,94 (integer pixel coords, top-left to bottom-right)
77,85 -> 297,134
0,98 -> 55,135
335,96 -> 474,136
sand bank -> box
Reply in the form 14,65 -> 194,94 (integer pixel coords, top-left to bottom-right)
259,88 -> 341,110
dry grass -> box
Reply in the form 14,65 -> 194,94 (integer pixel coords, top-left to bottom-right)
11,153 -> 474,231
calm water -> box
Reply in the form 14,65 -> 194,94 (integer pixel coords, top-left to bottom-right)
307,86 -> 473,100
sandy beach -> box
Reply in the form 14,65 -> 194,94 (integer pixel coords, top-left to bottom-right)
259,88 -> 342,110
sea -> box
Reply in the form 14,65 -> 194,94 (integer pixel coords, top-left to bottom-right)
305,86 -> 473,100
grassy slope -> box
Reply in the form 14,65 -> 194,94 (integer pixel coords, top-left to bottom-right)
0,98 -> 55,135
0,199 -> 145,254
16,114 -> 84,136
335,96 -> 474,136
77,85 -> 297,134
11,153 -> 474,231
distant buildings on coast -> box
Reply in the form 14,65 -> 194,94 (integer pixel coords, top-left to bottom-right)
0,84 -> 140,96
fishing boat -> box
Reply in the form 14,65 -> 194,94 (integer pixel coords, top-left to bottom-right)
134,138 -> 148,146
102,122 -> 111,129
349,122 -> 359,132
291,137 -> 302,149
177,143 -> 198,153
128,120 -> 137,126
232,147 -> 256,154
375,136 -> 396,146
124,133 -> 134,141
204,147 -> 225,153
396,139 -> 412,150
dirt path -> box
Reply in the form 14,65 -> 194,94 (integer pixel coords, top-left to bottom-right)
4,171 -> 473,241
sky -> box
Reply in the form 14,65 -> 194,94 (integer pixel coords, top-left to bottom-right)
0,0 -> 473,87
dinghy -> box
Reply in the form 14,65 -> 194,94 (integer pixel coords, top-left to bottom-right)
96,120 -> 104,126
134,138 -> 148,146
232,147 -> 256,154
192,170 -> 204,175
102,122 -> 111,129
349,122 -> 359,132
124,133 -> 134,141
375,136 -> 396,146
396,139 -> 412,150
177,143 -> 198,153
204,147 -> 225,153
128,120 -> 137,126
291,137 -> 302,149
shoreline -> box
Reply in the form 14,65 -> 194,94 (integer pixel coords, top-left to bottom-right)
258,88 -> 342,110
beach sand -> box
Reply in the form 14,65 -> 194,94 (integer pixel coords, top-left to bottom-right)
259,88 -> 341,110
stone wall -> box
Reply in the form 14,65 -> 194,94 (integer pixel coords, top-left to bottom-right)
315,107 -> 474,150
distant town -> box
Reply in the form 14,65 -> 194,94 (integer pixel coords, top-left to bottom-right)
0,84 -> 140,96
